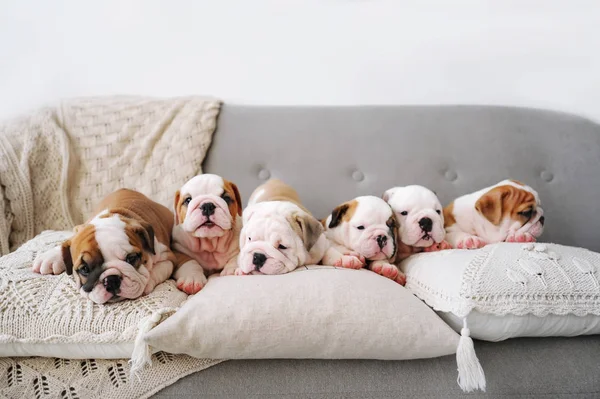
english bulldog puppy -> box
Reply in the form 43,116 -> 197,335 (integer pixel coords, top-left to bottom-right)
444,179 -> 545,249
32,189 -> 177,304
383,185 -> 452,260
172,174 -> 243,290
321,196 -> 405,285
237,179 -> 328,275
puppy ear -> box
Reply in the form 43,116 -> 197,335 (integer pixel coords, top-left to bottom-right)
230,182 -> 243,217
133,221 -> 156,255
475,187 -> 511,225
61,240 -> 73,275
382,189 -> 394,203
328,203 -> 350,229
293,213 -> 324,251
173,190 -> 181,224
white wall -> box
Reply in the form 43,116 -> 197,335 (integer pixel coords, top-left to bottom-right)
1,0 -> 599,120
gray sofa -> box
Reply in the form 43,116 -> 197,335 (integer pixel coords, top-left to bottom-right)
155,105 -> 600,398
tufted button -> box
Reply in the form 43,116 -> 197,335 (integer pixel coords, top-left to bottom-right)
540,171 -> 554,182
444,170 -> 458,182
258,169 -> 271,180
352,170 -> 365,182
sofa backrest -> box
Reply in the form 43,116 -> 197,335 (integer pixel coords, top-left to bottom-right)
204,105 -> 600,251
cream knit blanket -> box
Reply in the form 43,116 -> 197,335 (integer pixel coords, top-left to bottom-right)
0,96 -> 221,255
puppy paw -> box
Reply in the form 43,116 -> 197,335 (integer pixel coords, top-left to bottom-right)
334,255 -> 365,270
340,250 -> 366,264
220,267 -> 238,276
506,231 -> 536,243
456,236 -> 487,250
176,272 -> 208,294
233,268 -> 249,276
143,278 -> 158,295
369,261 -> 405,285
32,247 -> 66,275
423,240 -> 452,252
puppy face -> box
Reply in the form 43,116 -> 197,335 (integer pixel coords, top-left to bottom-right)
474,180 -> 544,239
238,202 -> 324,274
324,196 -> 396,261
383,185 -> 445,247
62,211 -> 156,304
174,174 -> 242,238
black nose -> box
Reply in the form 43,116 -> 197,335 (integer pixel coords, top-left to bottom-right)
539,216 -> 545,226
252,252 -> 267,269
104,275 -> 121,295
376,235 -> 387,249
419,217 -> 433,233
200,202 -> 216,216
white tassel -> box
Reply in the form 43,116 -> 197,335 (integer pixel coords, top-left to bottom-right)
456,318 -> 486,392
129,308 -> 177,377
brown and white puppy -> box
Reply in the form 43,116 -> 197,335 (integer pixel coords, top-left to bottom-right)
237,179 -> 328,275
32,189 -> 177,304
383,185 -> 452,260
444,179 -> 545,249
321,196 -> 405,285
172,174 -> 242,291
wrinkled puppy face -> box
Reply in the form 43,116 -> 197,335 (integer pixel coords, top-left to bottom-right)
174,174 -> 242,238
324,196 -> 397,261
383,185 -> 445,247
62,211 -> 156,304
475,180 -> 545,240
238,202 -> 324,275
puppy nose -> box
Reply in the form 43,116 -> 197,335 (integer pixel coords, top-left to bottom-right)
419,217 -> 433,233
104,275 -> 121,295
539,216 -> 545,226
252,252 -> 267,269
200,202 -> 216,216
376,235 -> 387,249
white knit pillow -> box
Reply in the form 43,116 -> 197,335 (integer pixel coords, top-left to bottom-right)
400,242 -> 600,391
0,231 -> 188,359
137,266 -> 459,365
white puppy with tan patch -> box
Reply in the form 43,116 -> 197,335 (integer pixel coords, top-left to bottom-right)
172,174 -> 243,292
237,179 -> 328,275
444,179 -> 545,249
383,185 -> 451,260
321,196 -> 405,285
32,189 -> 179,304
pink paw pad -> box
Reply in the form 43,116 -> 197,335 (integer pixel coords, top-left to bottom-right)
423,240 -> 452,252
457,236 -> 486,250
335,255 -> 365,269
506,232 -> 536,243
178,281 -> 204,295
234,268 -> 249,276
395,272 -> 407,286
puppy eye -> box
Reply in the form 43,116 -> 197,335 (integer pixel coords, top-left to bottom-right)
182,197 -> 192,206
125,253 -> 141,265
356,226 -> 365,230
436,210 -> 441,215
278,244 -> 287,250
400,211 -> 408,216
78,263 -> 90,276
519,208 -> 534,219
221,193 -> 233,204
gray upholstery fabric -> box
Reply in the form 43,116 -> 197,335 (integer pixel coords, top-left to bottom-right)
156,105 -> 600,397
155,336 -> 600,398
205,105 -> 600,251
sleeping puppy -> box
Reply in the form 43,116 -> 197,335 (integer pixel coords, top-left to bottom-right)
237,179 -> 328,275
321,196 -> 405,285
172,174 -> 243,292
444,179 -> 545,249
32,189 -> 177,304
383,185 -> 451,260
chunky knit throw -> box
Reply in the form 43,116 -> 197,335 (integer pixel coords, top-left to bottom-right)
0,96 -> 221,255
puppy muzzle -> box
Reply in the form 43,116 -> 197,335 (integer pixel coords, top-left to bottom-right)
238,241 -> 296,275
183,195 -> 232,237
357,227 -> 395,260
81,261 -> 150,304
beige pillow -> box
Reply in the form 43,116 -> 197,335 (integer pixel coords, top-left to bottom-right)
142,266 -> 459,360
